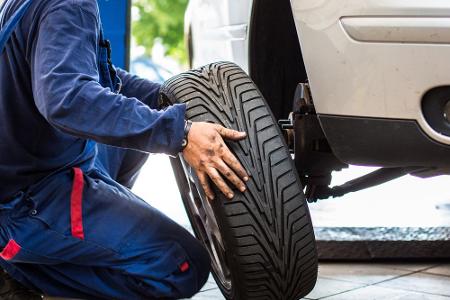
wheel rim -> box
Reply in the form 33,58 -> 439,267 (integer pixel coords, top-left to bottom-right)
178,157 -> 232,290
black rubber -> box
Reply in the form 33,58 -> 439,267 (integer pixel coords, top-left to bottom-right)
0,270 -> 42,300
161,62 -> 318,299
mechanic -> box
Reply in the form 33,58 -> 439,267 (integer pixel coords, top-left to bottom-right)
0,0 -> 249,299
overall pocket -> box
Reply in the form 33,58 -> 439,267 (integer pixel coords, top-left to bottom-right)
28,168 -> 85,239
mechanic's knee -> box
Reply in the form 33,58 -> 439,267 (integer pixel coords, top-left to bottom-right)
175,241 -> 211,298
194,242 -> 211,288
129,250 -> 210,299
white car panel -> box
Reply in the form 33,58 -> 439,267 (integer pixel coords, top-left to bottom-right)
291,0 -> 450,145
341,17 -> 450,44
186,0 -> 252,71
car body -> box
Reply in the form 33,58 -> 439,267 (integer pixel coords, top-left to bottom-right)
186,0 -> 450,198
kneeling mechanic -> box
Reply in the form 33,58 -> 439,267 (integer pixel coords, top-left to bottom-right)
0,0 -> 249,298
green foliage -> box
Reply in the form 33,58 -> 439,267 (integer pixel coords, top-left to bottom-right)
132,0 -> 188,64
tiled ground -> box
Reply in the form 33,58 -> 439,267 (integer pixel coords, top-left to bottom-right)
192,263 -> 450,299
46,262 -> 450,300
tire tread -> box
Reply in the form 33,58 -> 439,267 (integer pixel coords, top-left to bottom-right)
162,62 -> 317,299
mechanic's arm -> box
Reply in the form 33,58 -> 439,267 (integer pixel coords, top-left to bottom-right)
31,3 -> 248,197
115,68 -> 161,109
113,57 -> 249,199
31,4 -> 183,155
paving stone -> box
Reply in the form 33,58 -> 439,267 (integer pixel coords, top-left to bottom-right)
423,264 -> 450,277
378,272 -> 450,297
318,262 -> 411,284
375,263 -> 436,272
324,285 -> 449,300
305,277 -> 365,299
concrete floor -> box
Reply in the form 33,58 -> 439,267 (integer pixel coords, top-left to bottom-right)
193,263 -> 450,300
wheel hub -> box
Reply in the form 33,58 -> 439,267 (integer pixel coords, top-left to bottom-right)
179,157 -> 232,290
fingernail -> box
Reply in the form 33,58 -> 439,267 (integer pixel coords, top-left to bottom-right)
228,193 -> 234,199
240,186 -> 246,192
244,176 -> 249,182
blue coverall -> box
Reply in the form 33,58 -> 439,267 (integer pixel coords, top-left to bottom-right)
0,0 -> 210,298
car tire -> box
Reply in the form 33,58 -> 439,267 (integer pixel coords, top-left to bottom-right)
161,62 -> 318,300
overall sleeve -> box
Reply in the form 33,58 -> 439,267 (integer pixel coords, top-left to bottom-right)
30,3 -> 185,156
115,68 -> 161,109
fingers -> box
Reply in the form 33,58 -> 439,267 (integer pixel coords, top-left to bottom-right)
215,125 -> 249,180
214,159 -> 246,192
206,168 -> 234,199
185,122 -> 249,200
217,125 -> 247,141
198,171 -> 215,200
221,144 -> 249,181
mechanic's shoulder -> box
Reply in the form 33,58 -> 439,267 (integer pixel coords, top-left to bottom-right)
43,0 -> 99,18
71,0 -> 99,16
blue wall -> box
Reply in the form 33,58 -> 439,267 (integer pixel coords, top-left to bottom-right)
98,0 -> 130,70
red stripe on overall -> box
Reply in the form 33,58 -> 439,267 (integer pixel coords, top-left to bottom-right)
71,167 -> 85,239
0,240 -> 21,260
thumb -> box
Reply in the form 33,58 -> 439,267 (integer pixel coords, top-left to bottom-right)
217,125 -> 247,141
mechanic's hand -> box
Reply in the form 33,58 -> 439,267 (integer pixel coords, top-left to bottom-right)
182,122 -> 249,200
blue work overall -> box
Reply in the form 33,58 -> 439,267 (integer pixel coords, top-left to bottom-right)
0,1 -> 210,299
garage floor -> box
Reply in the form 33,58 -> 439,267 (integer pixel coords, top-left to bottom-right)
193,263 -> 450,299
46,262 -> 450,299
129,156 -> 450,299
